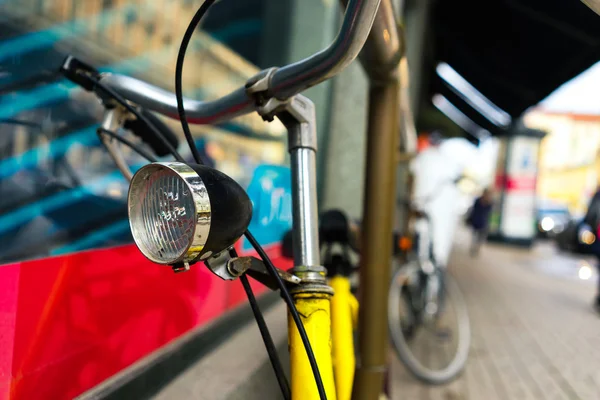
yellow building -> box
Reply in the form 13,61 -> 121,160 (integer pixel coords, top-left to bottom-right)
525,110 -> 600,215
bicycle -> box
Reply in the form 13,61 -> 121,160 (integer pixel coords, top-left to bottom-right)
59,0 -> 383,399
388,186 -> 471,384
314,196 -> 471,387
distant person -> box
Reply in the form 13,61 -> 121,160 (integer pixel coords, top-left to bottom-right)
583,185 -> 600,310
468,188 -> 493,257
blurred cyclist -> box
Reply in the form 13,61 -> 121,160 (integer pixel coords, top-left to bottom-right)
410,131 -> 464,268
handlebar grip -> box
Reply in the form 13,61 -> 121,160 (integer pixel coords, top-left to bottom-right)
123,108 -> 179,157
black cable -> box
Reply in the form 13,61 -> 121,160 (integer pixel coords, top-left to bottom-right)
76,74 -> 186,163
227,246 -> 291,399
240,273 -> 291,400
174,0 -> 215,165
97,127 -> 158,162
174,3 -> 327,398
244,230 -> 328,400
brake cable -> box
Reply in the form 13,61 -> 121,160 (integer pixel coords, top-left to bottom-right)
175,2 -> 326,399
97,127 -> 158,163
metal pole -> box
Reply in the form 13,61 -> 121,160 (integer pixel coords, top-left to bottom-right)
340,0 -> 401,83
338,1 -> 409,398
352,81 -> 400,400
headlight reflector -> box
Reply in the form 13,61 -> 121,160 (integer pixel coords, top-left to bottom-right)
128,162 -> 210,265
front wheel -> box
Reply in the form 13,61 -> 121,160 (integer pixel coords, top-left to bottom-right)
388,261 -> 471,385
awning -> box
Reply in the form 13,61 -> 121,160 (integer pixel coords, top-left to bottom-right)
426,0 -> 600,124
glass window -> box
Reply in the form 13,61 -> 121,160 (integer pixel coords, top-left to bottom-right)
0,0 -> 287,263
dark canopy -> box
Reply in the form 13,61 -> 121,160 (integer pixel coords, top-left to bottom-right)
424,0 -> 600,135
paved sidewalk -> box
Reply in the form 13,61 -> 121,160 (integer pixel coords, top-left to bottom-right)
390,232 -> 600,400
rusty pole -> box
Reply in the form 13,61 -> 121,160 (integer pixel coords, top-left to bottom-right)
352,81 -> 400,400
337,1 -> 412,399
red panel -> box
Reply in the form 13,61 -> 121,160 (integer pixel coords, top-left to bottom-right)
495,174 -> 537,192
0,241 -> 291,400
505,176 -> 537,191
0,265 -> 19,400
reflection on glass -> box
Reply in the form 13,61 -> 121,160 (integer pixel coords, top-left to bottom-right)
0,0 -> 286,262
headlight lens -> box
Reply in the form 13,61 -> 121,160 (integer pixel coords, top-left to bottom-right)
128,162 -> 211,265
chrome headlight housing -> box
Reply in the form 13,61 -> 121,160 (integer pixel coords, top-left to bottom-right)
128,162 -> 252,266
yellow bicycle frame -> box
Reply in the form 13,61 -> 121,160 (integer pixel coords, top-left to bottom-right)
288,292 -> 337,400
330,275 -> 358,400
288,275 -> 358,400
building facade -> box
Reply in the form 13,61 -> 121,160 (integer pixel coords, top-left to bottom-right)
525,110 -> 600,216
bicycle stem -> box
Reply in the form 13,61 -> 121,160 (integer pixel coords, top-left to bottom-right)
245,69 -> 326,275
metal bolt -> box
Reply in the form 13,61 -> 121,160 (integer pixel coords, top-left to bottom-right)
227,258 -> 251,277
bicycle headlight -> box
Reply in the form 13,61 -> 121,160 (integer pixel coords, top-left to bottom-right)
128,162 -> 252,266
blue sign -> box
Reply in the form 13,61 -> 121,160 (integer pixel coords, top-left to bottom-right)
242,165 -> 293,251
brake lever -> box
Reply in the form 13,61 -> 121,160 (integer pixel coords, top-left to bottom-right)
62,55 -> 180,158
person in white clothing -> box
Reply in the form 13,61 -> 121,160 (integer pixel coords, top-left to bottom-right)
409,131 -> 465,267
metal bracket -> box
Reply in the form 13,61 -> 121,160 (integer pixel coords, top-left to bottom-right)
204,251 -> 302,290
240,257 -> 302,290
204,250 -> 238,280
245,67 -> 278,96
98,107 -> 135,182
245,67 -> 280,122
277,95 -> 318,152
245,72 -> 317,152
100,107 -> 130,131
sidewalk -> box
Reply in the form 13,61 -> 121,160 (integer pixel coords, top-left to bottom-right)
143,230 -> 600,400
390,231 -> 600,399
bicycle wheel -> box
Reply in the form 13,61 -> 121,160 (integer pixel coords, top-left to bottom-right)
388,261 -> 471,384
